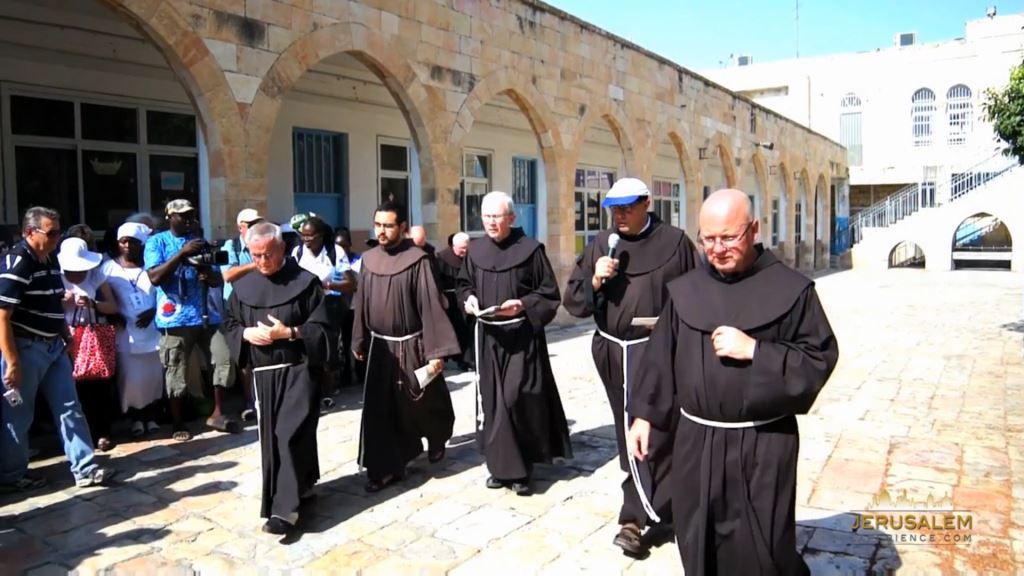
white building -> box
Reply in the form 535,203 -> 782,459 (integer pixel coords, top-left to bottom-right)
702,11 -> 1024,271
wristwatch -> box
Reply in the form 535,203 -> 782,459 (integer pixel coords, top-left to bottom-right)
288,326 -> 297,341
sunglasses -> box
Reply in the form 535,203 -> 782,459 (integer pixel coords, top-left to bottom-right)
33,228 -> 62,239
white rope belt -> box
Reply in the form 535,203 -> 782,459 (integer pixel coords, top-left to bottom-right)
595,327 -> 658,523
358,329 -> 424,471
252,362 -> 297,373
370,330 -> 422,342
679,406 -> 787,429
477,317 -> 525,326
472,315 -> 526,432
442,289 -> 456,294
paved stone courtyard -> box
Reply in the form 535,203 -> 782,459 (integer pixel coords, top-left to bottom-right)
1,269 -> 1021,575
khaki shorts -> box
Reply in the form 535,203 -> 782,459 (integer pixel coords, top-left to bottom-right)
159,326 -> 234,399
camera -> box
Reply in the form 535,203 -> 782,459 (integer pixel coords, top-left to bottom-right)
4,387 -> 23,407
184,241 -> 229,268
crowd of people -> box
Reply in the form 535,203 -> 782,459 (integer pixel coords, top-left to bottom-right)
0,180 -> 839,574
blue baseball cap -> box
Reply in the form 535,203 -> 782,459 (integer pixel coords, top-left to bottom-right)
601,177 -> 650,208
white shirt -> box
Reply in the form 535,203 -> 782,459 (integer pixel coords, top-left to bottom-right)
101,259 -> 160,354
292,244 -> 351,296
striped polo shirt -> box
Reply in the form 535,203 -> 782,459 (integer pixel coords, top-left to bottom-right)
0,241 -> 67,338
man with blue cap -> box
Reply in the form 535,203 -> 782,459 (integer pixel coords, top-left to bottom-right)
564,177 -> 699,556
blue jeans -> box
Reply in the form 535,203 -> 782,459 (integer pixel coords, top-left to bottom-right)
0,337 -> 97,483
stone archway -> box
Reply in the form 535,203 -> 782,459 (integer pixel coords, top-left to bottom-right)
888,240 -> 927,268
245,21 -> 438,228
951,212 -> 1013,270
99,0 -> 242,234
448,66 -> 567,249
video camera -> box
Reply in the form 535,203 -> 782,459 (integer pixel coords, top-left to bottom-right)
184,241 -> 229,268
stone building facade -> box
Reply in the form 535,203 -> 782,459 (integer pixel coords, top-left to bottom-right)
0,0 -> 847,279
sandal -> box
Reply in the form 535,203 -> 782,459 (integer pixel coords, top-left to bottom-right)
364,471 -> 404,493
172,427 -> 192,442
206,415 -> 241,434
96,438 -> 115,452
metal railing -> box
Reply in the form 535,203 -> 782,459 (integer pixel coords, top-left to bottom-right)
850,151 -> 1017,245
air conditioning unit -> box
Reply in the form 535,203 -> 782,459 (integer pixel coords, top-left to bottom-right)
894,32 -> 916,47
736,54 -> 753,66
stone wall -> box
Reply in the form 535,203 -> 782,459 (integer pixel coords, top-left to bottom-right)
102,0 -> 846,275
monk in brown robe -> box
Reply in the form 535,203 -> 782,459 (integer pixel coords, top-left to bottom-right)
629,189 -> 839,575
352,202 -> 460,492
564,177 -> 698,556
457,191 -> 572,496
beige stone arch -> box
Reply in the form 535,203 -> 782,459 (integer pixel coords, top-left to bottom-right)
662,125 -> 700,232
245,21 -> 440,201
99,0 -> 242,232
568,94 -> 638,177
814,172 -> 829,268
775,156 -> 798,264
708,132 -> 738,189
750,150 -> 771,239
447,66 -> 568,248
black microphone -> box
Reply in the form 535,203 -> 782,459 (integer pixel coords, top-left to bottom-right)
602,233 -> 620,284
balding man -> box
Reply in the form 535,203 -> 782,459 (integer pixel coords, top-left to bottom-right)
628,189 -> 839,575
436,232 -> 473,369
457,192 -> 572,496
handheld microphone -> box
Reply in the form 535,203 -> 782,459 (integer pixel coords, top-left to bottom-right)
607,233 -> 620,259
602,233 -> 620,285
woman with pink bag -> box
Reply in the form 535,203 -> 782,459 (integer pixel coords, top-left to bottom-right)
57,236 -> 118,452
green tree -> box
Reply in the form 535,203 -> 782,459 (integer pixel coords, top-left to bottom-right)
984,59 -> 1024,165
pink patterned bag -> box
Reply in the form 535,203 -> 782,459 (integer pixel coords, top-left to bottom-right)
70,306 -> 117,381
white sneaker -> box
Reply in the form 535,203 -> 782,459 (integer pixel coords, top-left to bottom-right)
76,466 -> 116,488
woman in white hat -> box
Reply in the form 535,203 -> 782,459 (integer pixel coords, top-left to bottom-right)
58,236 -> 119,452
101,223 -> 164,438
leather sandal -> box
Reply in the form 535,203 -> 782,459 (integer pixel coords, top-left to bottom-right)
365,471 -> 404,493
613,523 -> 644,556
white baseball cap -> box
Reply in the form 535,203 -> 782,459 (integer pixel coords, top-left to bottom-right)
237,208 -> 262,225
602,177 -> 650,208
57,238 -> 103,272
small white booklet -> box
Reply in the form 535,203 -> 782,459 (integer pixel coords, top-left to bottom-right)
414,362 -> 442,388
630,317 -> 659,327
475,305 -> 501,318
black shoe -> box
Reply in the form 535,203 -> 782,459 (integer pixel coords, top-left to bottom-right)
613,523 -> 644,556
485,476 -> 505,489
261,517 -> 294,535
510,480 -> 532,496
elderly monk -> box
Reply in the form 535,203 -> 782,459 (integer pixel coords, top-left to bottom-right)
563,177 -> 698,556
458,191 -> 572,496
628,189 -> 839,575
222,222 -> 335,535
436,232 -> 473,369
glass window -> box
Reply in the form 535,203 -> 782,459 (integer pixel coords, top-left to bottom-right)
83,150 -> 139,231
946,84 -> 972,146
380,144 -> 408,172
15,146 -> 80,224
150,155 -> 199,220
771,198 -> 780,245
81,103 -> 138,143
574,167 -> 614,251
461,151 -> 491,233
11,95 -> 74,138
911,88 -> 935,147
147,110 -> 197,147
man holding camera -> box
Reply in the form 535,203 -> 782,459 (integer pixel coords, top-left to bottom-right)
145,199 -> 236,441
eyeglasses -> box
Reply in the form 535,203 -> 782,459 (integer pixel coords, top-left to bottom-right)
33,227 -> 62,239
698,221 -> 753,249
482,214 -> 509,221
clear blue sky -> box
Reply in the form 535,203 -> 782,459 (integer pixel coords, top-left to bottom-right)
546,1 -> 1024,70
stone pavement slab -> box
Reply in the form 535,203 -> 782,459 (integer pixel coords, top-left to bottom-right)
0,269 -> 1021,574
